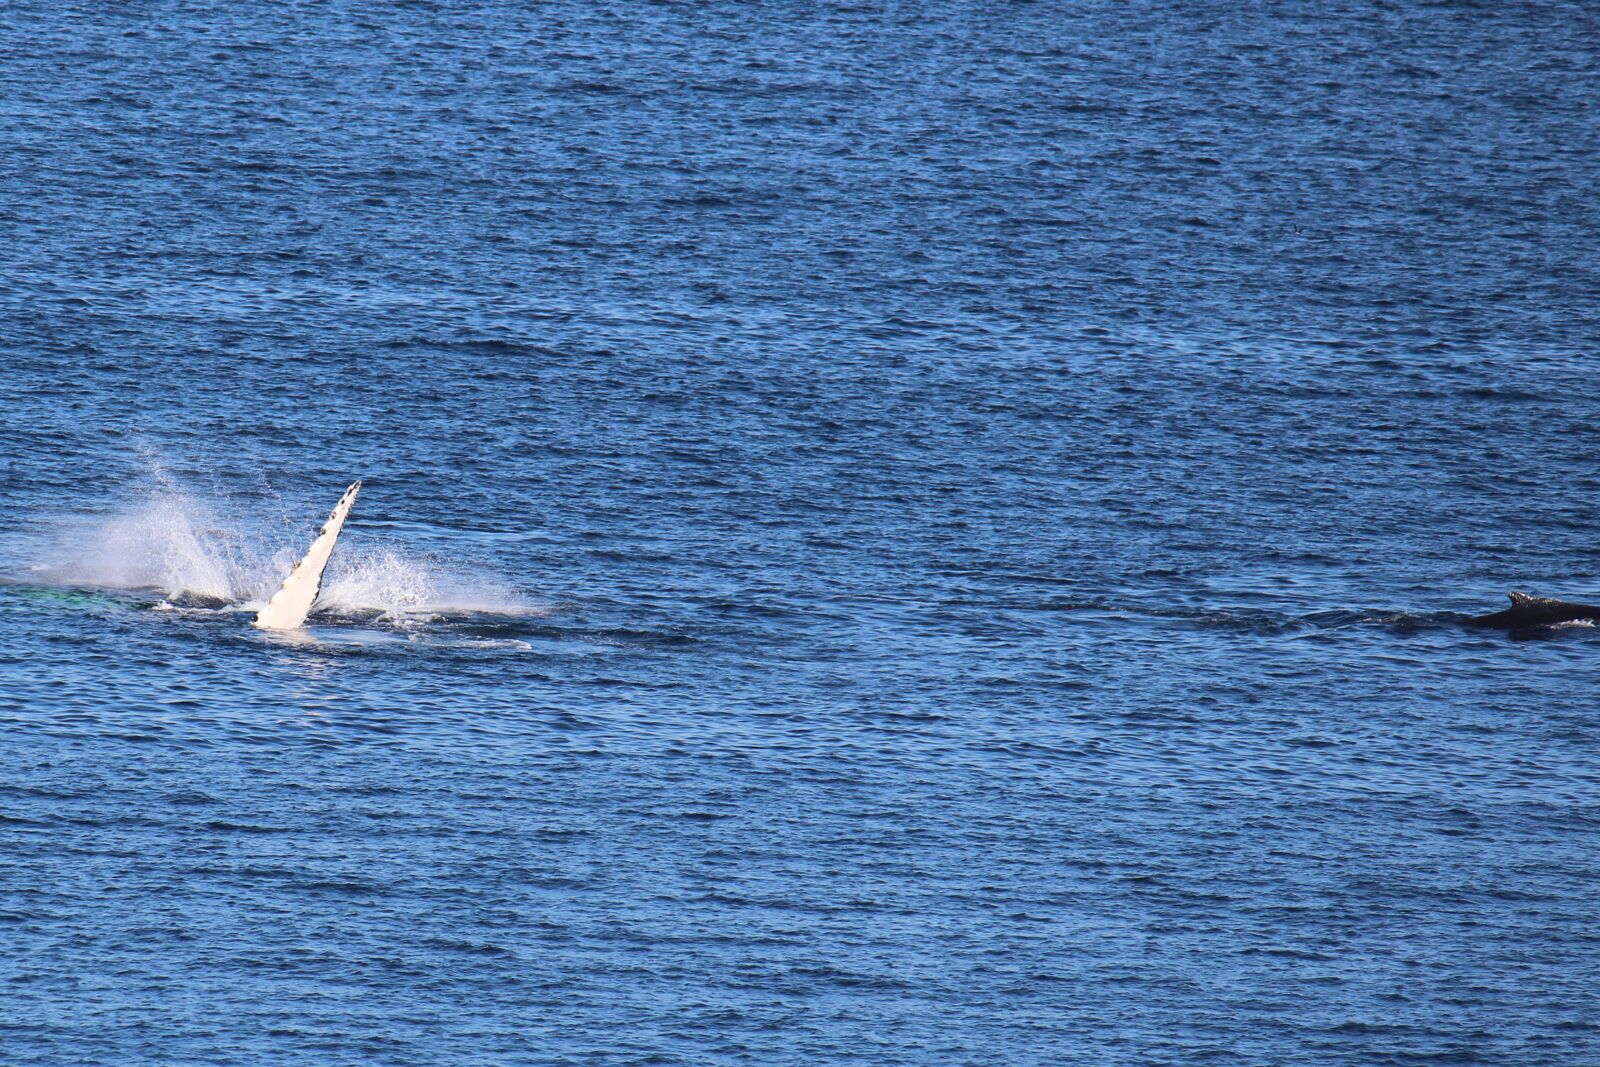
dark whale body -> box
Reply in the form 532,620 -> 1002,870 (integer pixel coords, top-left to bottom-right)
1464,591 -> 1600,629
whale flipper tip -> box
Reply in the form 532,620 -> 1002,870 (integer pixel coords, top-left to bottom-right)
253,480 -> 363,630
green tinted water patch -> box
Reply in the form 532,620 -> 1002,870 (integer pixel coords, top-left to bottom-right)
4,584 -> 147,615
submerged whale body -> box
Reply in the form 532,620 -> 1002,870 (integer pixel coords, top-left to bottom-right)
1463,591 -> 1600,630
253,481 -> 361,630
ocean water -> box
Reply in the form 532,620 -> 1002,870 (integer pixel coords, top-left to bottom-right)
3,2 -> 1599,1064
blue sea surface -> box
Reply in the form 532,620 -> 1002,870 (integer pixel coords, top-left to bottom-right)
3,2 -> 1600,1064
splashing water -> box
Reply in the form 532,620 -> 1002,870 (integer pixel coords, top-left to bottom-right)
322,549 -> 439,619
39,488 -> 256,603
29,483 -> 531,622
320,549 -> 533,622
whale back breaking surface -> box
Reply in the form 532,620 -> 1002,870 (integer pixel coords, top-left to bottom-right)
1463,590 -> 1600,629
253,481 -> 362,630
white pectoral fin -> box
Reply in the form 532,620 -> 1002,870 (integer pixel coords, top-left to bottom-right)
253,481 -> 362,630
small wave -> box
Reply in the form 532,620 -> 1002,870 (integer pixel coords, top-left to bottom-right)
1032,598 -> 1448,636
453,637 -> 536,652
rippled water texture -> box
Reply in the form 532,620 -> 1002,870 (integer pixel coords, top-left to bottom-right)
3,3 -> 1599,1064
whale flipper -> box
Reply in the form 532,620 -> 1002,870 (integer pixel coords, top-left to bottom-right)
253,481 -> 362,630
